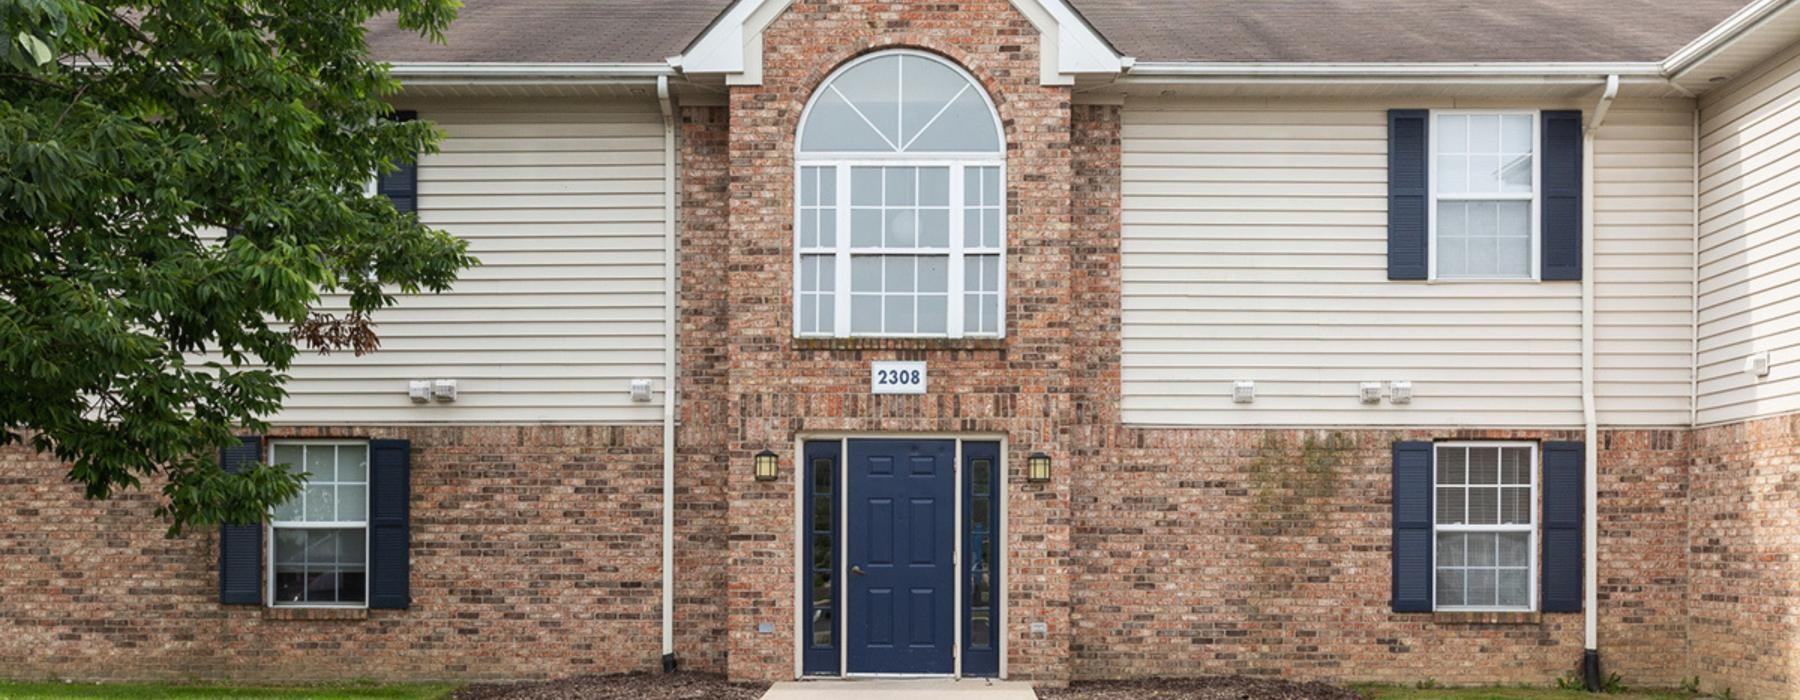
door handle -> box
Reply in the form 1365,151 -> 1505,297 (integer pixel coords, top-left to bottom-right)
851,565 -> 867,576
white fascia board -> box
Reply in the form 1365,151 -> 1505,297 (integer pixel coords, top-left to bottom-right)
388,62 -> 672,83
1019,0 -> 1125,75
679,0 -> 786,76
1662,0 -> 1795,78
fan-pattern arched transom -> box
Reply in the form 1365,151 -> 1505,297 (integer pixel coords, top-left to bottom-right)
800,51 -> 1002,154
795,50 -> 1006,339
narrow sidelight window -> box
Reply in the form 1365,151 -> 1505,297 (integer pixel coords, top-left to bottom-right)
1433,442 -> 1536,611
267,441 -> 370,607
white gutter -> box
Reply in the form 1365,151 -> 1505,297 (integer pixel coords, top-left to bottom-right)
1123,61 -> 1663,80
388,62 -> 673,88
1663,0 -> 1796,80
389,62 -> 673,78
1581,73 -> 1620,689
656,74 -> 679,670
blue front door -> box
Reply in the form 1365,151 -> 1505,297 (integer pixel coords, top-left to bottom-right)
846,439 -> 956,674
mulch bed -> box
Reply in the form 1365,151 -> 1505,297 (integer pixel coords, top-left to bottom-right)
452,672 -> 769,700
1039,677 -> 1367,700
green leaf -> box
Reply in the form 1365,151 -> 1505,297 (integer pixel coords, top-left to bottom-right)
16,32 -> 51,66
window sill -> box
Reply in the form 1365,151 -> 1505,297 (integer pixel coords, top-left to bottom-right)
793,337 -> 1006,352
1432,611 -> 1542,625
263,607 -> 369,622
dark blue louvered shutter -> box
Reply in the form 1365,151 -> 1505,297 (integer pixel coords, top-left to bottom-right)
1541,441 -> 1584,612
368,439 -> 412,609
1540,111 -> 1583,281
377,111 -> 419,213
1392,441 -> 1434,612
218,435 -> 264,605
1388,110 -> 1430,280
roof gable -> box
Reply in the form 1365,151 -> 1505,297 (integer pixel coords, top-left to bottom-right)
675,0 -> 1126,86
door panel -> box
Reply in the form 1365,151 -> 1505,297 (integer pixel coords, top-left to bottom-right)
846,439 -> 956,675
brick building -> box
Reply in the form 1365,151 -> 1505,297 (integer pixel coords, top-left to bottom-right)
2,1 -> 1798,697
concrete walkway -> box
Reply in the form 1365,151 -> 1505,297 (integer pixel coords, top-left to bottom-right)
761,678 -> 1038,700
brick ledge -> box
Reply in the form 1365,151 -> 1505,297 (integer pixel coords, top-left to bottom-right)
1432,611 -> 1544,625
793,337 -> 1007,353
262,607 -> 369,622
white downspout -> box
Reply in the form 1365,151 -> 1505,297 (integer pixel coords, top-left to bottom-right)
1581,73 -> 1619,691
1690,106 -> 1702,429
657,74 -> 679,671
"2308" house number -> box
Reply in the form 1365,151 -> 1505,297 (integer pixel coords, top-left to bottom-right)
870,361 -> 927,395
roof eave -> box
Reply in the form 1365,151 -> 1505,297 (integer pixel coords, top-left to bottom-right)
388,62 -> 674,84
1663,0 -> 1796,78
1122,61 -> 1666,82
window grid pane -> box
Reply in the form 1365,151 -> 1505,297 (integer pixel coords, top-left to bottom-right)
1433,444 -> 1533,610
800,163 -> 1001,339
1435,113 -> 1534,279
270,443 -> 369,607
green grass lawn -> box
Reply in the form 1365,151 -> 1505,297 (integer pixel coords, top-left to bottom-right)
0,681 -> 458,700
1355,685 -> 1691,700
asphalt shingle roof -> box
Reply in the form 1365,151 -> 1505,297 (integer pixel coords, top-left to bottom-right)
364,0 -> 1752,65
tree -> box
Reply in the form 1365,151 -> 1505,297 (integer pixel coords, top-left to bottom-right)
0,0 -> 473,533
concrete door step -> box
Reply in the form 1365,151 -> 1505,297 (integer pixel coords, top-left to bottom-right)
761,678 -> 1037,700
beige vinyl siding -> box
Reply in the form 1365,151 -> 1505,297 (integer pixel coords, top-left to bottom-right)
1696,39 -> 1800,425
273,97 -> 668,424
1121,97 -> 1694,427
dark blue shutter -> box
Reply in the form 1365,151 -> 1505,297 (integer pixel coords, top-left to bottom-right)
1541,441 -> 1584,612
1391,441 -> 1434,612
368,439 -> 412,609
1388,109 -> 1430,280
378,111 -> 419,213
1541,111 -> 1583,281
218,435 -> 264,605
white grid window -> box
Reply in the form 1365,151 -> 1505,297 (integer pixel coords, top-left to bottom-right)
1432,112 -> 1537,280
268,441 -> 368,607
795,50 -> 1004,339
1434,443 -> 1535,611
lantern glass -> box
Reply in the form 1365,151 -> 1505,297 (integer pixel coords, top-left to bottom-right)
755,450 -> 779,481
1027,452 -> 1051,483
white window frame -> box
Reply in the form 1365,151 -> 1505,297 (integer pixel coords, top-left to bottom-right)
793,49 -> 1007,339
1427,110 -> 1542,281
1432,440 -> 1538,613
266,439 -> 371,609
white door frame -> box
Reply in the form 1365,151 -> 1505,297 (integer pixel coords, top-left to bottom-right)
791,433 -> 1008,680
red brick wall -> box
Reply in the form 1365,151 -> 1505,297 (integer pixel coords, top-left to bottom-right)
1689,415 -> 1800,699
1070,428 -> 1693,688
712,0 -> 1079,683
674,103 -> 733,674
0,426 -> 664,683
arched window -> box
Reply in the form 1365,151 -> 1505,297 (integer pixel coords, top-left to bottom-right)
794,50 -> 1004,338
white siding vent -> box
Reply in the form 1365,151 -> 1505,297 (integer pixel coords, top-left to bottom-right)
1746,353 -> 1771,379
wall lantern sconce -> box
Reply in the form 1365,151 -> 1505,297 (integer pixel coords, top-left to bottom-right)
754,449 -> 780,482
1027,452 -> 1052,483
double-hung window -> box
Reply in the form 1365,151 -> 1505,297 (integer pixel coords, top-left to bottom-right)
795,50 -> 1005,338
1433,442 -> 1536,611
267,441 -> 369,607
1431,112 -> 1538,279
